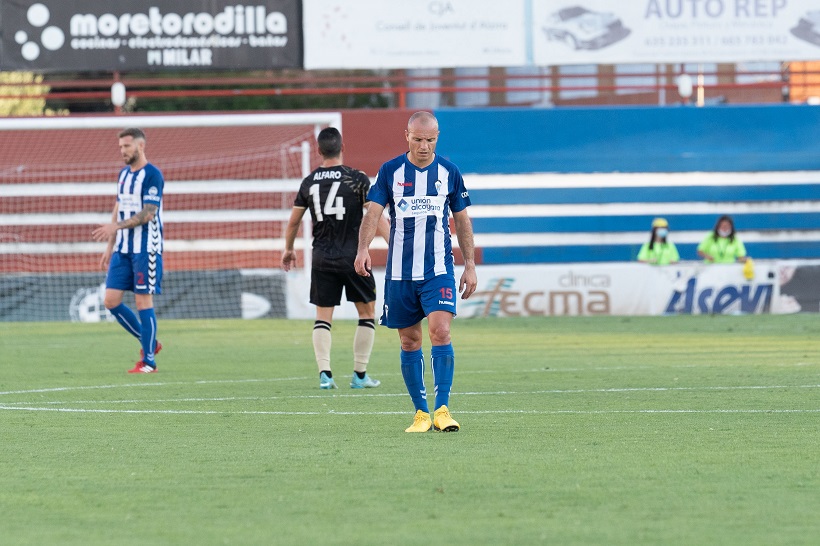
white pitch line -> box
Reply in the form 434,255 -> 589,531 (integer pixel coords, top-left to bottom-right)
0,376 -> 310,397
3,384 -> 820,407
1,405 -> 819,416
0,405 -> 327,415
0,393 -> 411,405
0,364 -> 732,398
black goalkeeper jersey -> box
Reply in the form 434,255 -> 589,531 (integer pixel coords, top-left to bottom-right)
294,165 -> 371,272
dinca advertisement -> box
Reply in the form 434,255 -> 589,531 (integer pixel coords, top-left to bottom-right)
283,261 -> 820,320
459,263 -> 786,317
0,0 -> 302,71
3,261 -> 819,322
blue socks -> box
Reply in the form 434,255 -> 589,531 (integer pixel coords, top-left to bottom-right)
109,304 -> 141,340
108,304 -> 159,369
400,349 -> 428,413
401,345 -> 456,413
432,344 -> 455,410
138,309 -> 158,368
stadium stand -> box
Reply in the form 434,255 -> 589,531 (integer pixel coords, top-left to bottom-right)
0,117 -> 325,274
467,171 -> 820,263
1,106 -> 819,276
433,105 -> 820,264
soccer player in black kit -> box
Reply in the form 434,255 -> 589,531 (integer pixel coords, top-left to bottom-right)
281,127 -> 389,389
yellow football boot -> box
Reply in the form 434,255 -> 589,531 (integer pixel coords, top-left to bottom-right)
433,405 -> 460,432
405,410 -> 432,433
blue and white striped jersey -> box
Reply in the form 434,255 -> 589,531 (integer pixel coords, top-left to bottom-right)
114,163 -> 164,255
367,153 -> 471,281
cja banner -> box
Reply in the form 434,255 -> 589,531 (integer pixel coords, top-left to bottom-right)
302,0 -> 527,69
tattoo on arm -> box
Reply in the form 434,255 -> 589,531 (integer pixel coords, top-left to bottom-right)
117,204 -> 158,230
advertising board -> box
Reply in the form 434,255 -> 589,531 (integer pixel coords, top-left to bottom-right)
0,0 -> 302,71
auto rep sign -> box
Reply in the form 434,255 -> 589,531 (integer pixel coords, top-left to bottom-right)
533,0 -> 820,65
0,0 -> 302,71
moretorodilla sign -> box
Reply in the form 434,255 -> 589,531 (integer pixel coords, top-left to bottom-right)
0,0 -> 302,71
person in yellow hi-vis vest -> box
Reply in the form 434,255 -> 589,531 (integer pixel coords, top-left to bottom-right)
637,217 -> 680,265
697,215 -> 749,264
697,215 -> 755,280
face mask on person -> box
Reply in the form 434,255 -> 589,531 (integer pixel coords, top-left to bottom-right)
718,229 -> 731,237
656,228 -> 668,238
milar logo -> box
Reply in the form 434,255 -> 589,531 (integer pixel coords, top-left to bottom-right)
665,278 -> 773,314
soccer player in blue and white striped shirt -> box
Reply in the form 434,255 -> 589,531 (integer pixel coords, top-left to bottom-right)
92,128 -> 164,374
355,112 -> 477,433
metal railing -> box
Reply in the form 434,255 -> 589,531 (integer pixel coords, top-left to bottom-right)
0,65 -> 818,112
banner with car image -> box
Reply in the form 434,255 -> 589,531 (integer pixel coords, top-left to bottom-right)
533,1 -> 820,65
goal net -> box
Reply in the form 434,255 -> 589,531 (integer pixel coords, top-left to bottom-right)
0,112 -> 341,322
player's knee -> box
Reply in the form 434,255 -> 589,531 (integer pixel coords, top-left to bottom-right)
103,295 -> 121,309
134,294 -> 154,311
356,300 -> 376,315
399,332 -> 423,352
428,324 -> 452,346
401,340 -> 422,352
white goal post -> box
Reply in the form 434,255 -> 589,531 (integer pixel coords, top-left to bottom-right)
0,111 -> 342,322
0,112 -> 341,131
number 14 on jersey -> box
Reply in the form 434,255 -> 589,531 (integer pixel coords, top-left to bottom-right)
309,182 -> 346,222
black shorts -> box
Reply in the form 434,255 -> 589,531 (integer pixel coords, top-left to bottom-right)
310,269 -> 377,307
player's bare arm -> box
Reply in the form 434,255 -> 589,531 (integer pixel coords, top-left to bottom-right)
355,202 -> 385,277
453,209 -> 477,299
364,201 -> 391,243
98,202 -> 119,270
281,206 -> 306,272
92,203 -> 158,242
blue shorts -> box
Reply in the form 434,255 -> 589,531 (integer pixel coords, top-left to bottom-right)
106,252 -> 163,295
380,275 -> 456,329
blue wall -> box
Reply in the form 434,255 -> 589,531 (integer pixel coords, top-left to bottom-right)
435,104 -> 820,174
430,104 -> 820,263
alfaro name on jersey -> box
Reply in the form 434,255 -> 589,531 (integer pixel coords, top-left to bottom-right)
368,153 -> 471,282
115,163 -> 164,255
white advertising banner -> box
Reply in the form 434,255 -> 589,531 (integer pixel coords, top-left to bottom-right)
302,0 -> 527,69
460,262 -> 780,317
284,260 -> 817,319
532,0 -> 820,65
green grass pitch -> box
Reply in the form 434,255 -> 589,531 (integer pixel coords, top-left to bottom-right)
1,315 -> 819,545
